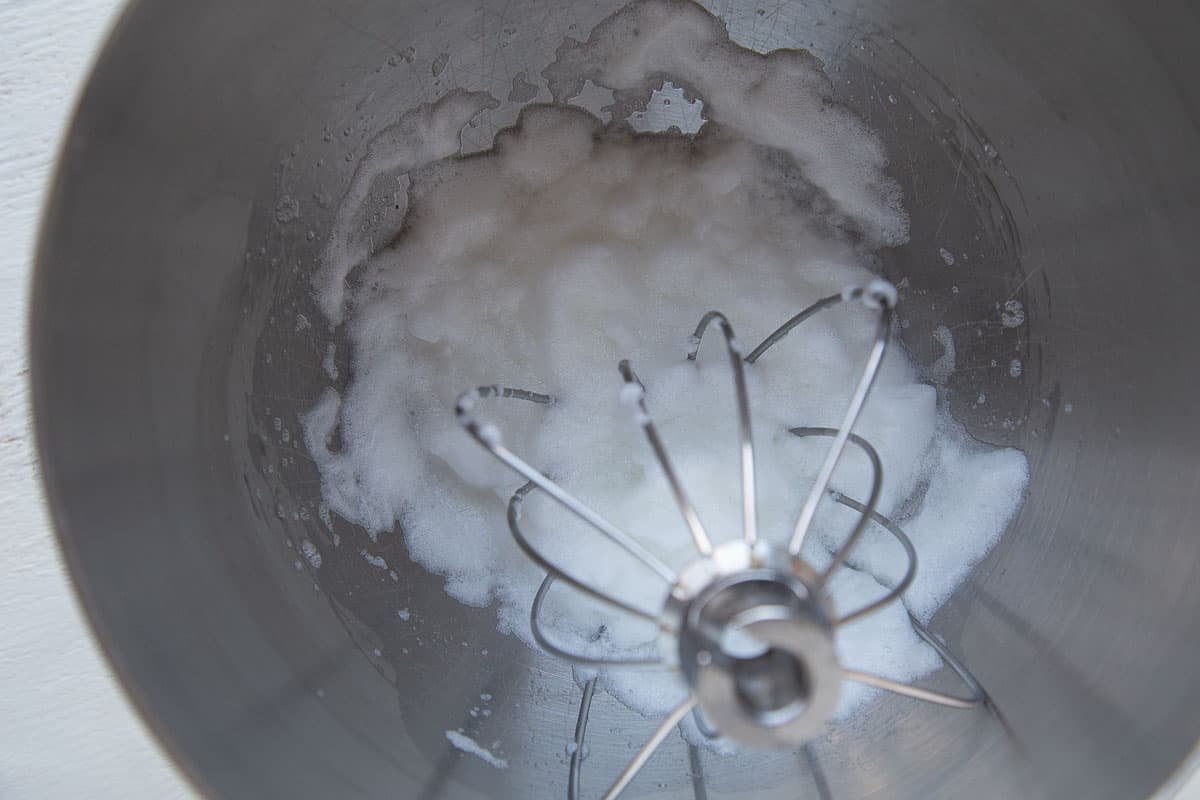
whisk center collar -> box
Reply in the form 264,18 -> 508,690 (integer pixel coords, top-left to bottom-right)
662,541 -> 841,749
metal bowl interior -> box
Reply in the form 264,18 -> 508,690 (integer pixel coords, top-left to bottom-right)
32,0 -> 1200,798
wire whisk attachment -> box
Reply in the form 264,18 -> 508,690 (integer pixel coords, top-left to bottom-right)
456,279 -> 989,799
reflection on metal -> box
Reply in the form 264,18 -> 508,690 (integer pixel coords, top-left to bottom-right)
458,286 -> 999,797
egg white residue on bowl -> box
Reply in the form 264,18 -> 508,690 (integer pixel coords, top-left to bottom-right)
302,0 -> 1028,747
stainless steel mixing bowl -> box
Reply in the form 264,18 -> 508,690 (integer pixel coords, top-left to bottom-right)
31,0 -> 1200,797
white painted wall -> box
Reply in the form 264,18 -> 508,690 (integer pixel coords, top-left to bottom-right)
0,2 -> 1196,798
0,1 -> 194,796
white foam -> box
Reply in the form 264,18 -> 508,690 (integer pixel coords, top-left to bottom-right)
445,730 -> 509,769
360,551 -> 388,570
303,0 -> 1027,749
300,539 -> 322,569
315,90 -> 501,325
542,0 -> 909,247
862,278 -> 898,310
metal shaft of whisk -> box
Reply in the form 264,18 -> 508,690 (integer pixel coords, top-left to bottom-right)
744,293 -> 845,364
687,311 -> 758,547
839,668 -> 980,709
601,696 -> 699,800
619,360 -> 713,557
788,304 -> 892,556
568,678 -> 598,800
456,389 -> 677,584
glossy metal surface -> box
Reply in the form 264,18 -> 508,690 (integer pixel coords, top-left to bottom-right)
31,0 -> 1200,798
